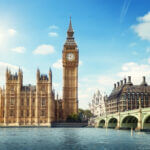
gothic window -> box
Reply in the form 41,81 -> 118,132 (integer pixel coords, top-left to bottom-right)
132,93 -> 135,99
27,98 -> 29,106
32,110 -> 35,117
21,110 -> 24,117
32,98 -> 35,104
21,98 -> 24,106
10,110 -> 14,116
27,110 -> 29,117
41,110 -> 45,116
11,86 -> 14,91
145,94 -> 148,101
128,93 -> 130,101
41,86 -> 45,91
137,93 -> 139,101
42,98 -> 46,106
10,98 -> 14,105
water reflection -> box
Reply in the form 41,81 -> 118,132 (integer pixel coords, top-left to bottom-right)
0,128 -> 150,150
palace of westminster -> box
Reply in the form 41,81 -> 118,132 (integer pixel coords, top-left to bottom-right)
0,19 -> 79,126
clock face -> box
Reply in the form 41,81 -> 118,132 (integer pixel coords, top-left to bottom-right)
66,53 -> 75,61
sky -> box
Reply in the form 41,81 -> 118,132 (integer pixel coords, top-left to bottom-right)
0,0 -> 150,109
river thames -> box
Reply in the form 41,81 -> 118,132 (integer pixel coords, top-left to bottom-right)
0,128 -> 150,150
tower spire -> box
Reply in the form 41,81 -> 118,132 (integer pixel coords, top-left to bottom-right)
67,17 -> 74,38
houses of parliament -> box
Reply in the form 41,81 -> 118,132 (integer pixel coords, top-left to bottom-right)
0,19 -> 79,126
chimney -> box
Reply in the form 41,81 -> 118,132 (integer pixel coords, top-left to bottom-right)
117,82 -> 120,87
128,76 -> 131,83
141,76 -> 148,86
114,83 -> 116,89
121,80 -> 123,86
127,76 -> 133,85
124,78 -> 126,84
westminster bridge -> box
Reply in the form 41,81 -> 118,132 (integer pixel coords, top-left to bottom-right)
95,107 -> 150,130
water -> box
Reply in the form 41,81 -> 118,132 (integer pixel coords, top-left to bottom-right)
0,128 -> 150,150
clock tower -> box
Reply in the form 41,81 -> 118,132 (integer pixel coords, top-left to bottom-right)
62,18 -> 79,120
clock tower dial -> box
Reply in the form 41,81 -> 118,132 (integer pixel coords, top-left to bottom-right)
62,18 -> 79,120
66,53 -> 75,61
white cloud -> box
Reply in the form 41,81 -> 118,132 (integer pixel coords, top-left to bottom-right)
52,59 -> 62,69
52,59 -> 83,70
49,25 -> 58,29
8,29 -> 16,36
11,46 -> 26,53
117,62 -> 150,84
0,62 -> 19,86
33,44 -> 55,55
98,75 -> 116,87
132,12 -> 150,41
48,32 -> 58,37
79,60 -> 83,66
0,28 -> 17,46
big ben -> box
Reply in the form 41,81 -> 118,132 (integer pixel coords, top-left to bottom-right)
62,18 -> 79,120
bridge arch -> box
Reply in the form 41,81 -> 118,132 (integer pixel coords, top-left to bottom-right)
143,114 -> 150,130
107,118 -> 117,128
121,115 -> 138,129
99,119 -> 105,128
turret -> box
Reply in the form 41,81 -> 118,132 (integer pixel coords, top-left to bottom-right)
49,68 -> 52,83
5,68 -> 9,82
18,68 -> 23,84
36,68 -> 40,82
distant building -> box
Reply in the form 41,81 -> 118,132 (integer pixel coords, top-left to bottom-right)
105,76 -> 150,115
89,90 -> 106,117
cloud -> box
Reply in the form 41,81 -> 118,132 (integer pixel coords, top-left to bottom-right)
52,59 -> 83,70
8,29 -> 16,36
11,46 -> 26,53
79,60 -> 83,66
132,12 -> 150,41
49,25 -> 58,29
48,32 -> 58,37
117,62 -> 150,84
33,44 -> 55,55
0,62 -> 19,86
120,0 -> 132,22
0,28 -> 17,46
52,59 -> 62,69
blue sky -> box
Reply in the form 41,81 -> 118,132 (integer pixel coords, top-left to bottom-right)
0,0 -> 150,108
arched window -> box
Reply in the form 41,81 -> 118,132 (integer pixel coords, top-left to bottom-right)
42,98 -> 46,106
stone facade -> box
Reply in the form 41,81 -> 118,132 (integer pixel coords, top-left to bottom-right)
0,19 -> 79,126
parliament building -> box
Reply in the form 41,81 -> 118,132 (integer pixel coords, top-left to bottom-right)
0,19 -> 79,126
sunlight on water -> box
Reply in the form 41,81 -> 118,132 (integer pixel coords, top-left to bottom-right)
0,128 -> 150,150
